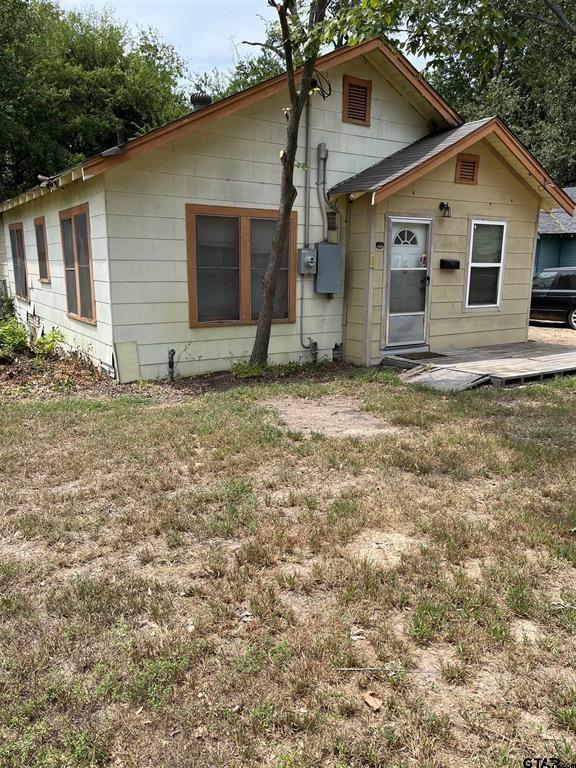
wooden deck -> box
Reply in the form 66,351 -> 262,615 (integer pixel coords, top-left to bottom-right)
391,341 -> 576,390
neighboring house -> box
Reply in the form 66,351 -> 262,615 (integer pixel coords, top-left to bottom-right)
0,38 -> 573,381
535,186 -> 576,273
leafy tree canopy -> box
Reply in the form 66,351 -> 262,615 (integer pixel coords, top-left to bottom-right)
0,0 -> 190,200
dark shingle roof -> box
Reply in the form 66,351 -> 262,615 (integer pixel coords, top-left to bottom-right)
329,117 -> 493,196
539,187 -> 576,234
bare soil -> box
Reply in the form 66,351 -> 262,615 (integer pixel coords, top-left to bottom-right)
264,395 -> 404,438
529,321 -> 576,346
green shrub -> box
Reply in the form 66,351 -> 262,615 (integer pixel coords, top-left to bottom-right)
34,328 -> 64,358
0,316 -> 28,359
0,296 -> 15,321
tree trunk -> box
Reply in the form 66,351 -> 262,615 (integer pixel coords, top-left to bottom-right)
249,0 -> 327,367
249,108 -> 300,366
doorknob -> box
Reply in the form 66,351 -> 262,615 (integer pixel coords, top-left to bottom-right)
426,275 -> 431,285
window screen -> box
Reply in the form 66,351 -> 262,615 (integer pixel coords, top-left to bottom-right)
188,205 -> 295,326
60,205 -> 95,322
196,215 -> 240,322
250,218 -> 289,320
9,225 -> 28,300
34,218 -> 50,282
467,222 -> 505,307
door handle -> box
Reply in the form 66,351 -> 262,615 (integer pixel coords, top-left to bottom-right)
426,275 -> 431,286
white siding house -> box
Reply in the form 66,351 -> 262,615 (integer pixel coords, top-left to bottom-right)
0,38 -> 572,380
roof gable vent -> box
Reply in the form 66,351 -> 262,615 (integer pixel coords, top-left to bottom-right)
455,153 -> 479,184
343,75 -> 372,126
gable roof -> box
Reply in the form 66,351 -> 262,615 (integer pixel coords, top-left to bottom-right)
0,37 -> 461,213
539,187 -> 576,234
329,117 -> 575,215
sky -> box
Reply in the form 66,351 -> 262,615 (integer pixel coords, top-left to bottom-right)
58,0 -> 277,74
58,1 -> 426,78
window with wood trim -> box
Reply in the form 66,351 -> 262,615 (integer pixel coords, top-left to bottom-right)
466,220 -> 506,308
342,75 -> 372,126
59,204 -> 96,323
9,223 -> 28,300
186,205 -> 297,327
455,153 -> 480,184
34,216 -> 50,282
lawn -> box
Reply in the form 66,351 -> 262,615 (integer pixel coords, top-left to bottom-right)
0,366 -> 575,767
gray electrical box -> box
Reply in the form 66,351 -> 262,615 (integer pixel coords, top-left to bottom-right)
314,242 -> 343,294
297,247 -> 317,275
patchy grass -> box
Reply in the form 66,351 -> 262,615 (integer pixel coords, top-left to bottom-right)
1,370 -> 576,766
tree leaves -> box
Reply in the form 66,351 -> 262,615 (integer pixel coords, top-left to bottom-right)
0,1 -> 189,200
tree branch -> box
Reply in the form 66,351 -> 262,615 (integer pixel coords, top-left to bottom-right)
277,2 -> 297,105
241,40 -> 285,60
542,0 -> 576,33
518,10 -> 569,30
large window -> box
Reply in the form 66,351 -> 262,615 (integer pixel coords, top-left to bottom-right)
34,216 -> 50,283
186,205 -> 296,326
9,223 -> 28,300
466,221 -> 506,308
59,204 -> 96,323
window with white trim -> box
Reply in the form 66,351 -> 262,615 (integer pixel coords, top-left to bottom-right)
466,221 -> 506,308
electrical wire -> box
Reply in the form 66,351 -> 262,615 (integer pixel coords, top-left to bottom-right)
312,69 -> 332,100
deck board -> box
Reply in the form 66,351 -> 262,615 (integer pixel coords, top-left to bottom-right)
392,342 -> 576,389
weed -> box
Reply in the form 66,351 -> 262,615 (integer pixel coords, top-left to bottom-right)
33,328 -> 64,358
0,316 -> 28,359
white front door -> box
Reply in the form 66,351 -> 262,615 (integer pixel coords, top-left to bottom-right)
384,220 -> 430,347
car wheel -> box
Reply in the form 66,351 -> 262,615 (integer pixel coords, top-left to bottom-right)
568,307 -> 576,330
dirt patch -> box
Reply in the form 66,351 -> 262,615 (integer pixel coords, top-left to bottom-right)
264,395 -> 403,439
529,322 -> 576,346
511,619 -> 544,644
463,555 -> 496,580
347,530 -> 421,568
412,644 -> 457,684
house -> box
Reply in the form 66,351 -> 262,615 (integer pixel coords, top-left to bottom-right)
0,37 -> 573,382
535,186 -> 576,272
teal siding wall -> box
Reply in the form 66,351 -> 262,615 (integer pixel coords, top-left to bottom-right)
560,236 -> 576,267
535,234 -> 576,271
535,235 -> 561,271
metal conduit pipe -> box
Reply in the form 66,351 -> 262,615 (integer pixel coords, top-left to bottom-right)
317,142 -> 329,242
300,96 -> 312,351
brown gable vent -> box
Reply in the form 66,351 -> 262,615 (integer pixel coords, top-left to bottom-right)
455,153 -> 479,184
343,75 -> 372,126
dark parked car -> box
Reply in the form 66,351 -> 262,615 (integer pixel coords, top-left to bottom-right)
530,267 -> 576,329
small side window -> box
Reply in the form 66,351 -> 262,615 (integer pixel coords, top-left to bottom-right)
34,217 -> 50,283
9,223 -> 28,300
466,221 -> 506,307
